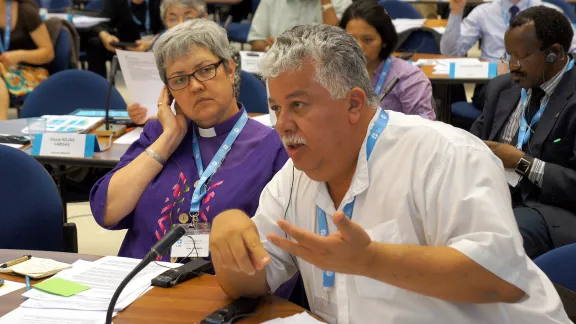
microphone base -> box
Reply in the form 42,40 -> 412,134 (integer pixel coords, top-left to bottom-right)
95,124 -> 127,138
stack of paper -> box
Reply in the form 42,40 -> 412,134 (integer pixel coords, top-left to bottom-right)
0,257 -> 71,279
392,19 -> 426,34
0,256 -> 181,324
114,127 -> 144,145
414,58 -> 481,74
45,13 -> 110,28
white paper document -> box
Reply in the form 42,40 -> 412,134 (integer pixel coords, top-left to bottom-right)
114,127 -> 143,145
0,308 -> 110,324
261,312 -> 324,324
240,51 -> 265,74
392,18 -> 426,34
21,286 -> 152,312
0,280 -> 25,297
45,14 -> 110,28
116,50 -> 164,119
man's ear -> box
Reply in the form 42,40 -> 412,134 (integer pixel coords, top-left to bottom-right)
348,87 -> 367,124
550,43 -> 565,60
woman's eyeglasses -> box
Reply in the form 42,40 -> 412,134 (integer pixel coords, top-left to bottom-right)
166,60 -> 224,91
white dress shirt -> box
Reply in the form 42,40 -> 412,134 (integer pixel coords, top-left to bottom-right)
441,0 -> 576,61
252,110 -> 571,324
247,0 -> 352,42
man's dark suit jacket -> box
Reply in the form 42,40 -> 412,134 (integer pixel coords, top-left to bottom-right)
471,69 -> 576,248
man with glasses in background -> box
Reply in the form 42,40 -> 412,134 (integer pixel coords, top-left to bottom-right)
471,6 -> 576,259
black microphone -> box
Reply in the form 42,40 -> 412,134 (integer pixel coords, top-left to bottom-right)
96,55 -> 127,137
149,224 -> 187,259
105,225 -> 187,324
378,76 -> 400,103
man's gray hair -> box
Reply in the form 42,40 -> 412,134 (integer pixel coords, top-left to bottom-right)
259,24 -> 379,108
160,0 -> 207,25
153,19 -> 232,83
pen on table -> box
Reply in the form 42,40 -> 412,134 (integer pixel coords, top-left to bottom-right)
25,276 -> 31,291
554,138 -> 561,143
0,255 -> 32,269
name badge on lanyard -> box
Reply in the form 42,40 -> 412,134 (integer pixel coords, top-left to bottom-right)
0,0 -> 12,54
129,0 -> 150,35
315,110 -> 389,302
374,57 -> 392,98
187,111 -> 249,226
517,58 -> 574,149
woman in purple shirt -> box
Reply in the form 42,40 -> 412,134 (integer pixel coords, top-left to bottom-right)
90,19 -> 288,261
339,1 -> 436,120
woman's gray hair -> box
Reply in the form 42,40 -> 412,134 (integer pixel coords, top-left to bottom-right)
160,0 -> 207,25
153,19 -> 232,83
259,24 -> 379,108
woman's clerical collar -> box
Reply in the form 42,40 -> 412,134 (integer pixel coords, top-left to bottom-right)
194,104 -> 245,138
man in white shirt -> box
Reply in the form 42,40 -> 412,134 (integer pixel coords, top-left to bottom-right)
441,0 -> 576,61
209,24 -> 571,324
246,0 -> 351,52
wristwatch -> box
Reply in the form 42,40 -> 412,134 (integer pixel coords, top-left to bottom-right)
515,155 -> 534,177
322,3 -> 334,12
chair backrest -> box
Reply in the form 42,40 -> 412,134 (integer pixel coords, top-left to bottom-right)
239,71 -> 268,114
534,243 -> 576,291
251,0 -> 261,14
396,29 -> 440,54
48,28 -> 72,74
378,0 -> 422,19
0,146 -> 64,251
20,69 -> 127,118
543,0 -> 576,23
44,0 -> 73,12
84,0 -> 103,10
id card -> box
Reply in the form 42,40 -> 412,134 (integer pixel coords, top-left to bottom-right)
170,224 -> 210,258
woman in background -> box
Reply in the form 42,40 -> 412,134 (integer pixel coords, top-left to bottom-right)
339,0 -> 435,120
0,0 -> 54,120
127,0 -> 242,124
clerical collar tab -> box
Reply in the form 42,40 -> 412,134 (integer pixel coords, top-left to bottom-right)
198,127 -> 217,138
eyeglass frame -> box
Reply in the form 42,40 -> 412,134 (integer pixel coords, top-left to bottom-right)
165,59 -> 225,91
500,49 -> 544,68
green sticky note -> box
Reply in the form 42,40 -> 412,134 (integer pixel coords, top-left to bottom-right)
33,278 -> 91,297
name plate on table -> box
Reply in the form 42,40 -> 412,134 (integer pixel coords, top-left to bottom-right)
31,133 -> 101,158
449,62 -> 498,79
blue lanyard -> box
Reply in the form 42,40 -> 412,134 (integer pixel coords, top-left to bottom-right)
129,0 -> 150,34
316,110 -> 389,291
500,0 -> 529,27
374,57 -> 392,97
517,58 -> 574,149
189,111 -> 248,216
0,0 -> 12,53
